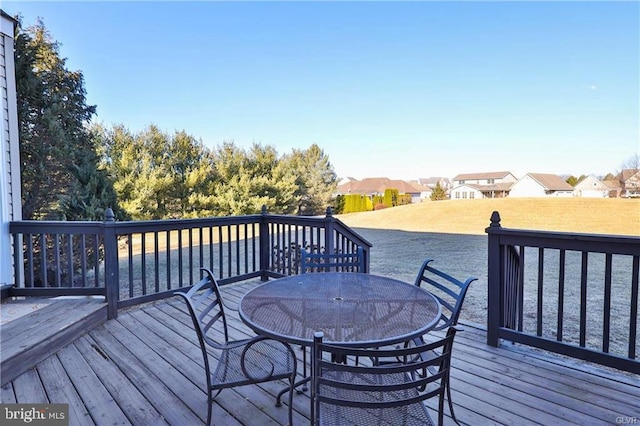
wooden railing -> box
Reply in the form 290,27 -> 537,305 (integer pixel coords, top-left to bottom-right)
486,211 -> 640,374
8,206 -> 371,319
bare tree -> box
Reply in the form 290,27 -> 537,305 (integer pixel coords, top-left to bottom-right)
620,153 -> 640,172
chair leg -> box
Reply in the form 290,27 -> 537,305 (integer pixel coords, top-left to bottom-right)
300,346 -> 308,392
207,390 -> 213,426
447,381 -> 459,425
287,375 -> 295,426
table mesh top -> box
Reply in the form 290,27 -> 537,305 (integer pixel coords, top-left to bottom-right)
239,273 -> 440,346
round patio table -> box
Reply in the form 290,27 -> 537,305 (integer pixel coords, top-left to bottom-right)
239,272 -> 441,348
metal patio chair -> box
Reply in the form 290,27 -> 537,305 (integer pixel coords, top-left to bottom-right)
175,268 -> 297,426
411,259 -> 476,423
311,327 -> 459,426
299,247 -> 365,273
298,247 -> 365,382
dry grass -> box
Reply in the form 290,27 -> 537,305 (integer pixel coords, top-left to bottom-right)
337,198 -> 639,236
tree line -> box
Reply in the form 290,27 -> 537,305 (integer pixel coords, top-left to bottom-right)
15,17 -> 337,221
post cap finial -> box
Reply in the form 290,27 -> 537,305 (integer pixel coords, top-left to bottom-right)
261,205 -> 268,214
489,211 -> 501,228
325,206 -> 333,217
104,208 -> 115,222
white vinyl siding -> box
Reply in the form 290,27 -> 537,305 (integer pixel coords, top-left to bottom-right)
1,13 -> 19,287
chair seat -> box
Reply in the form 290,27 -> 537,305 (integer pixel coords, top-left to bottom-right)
213,338 -> 296,388
317,370 -> 435,426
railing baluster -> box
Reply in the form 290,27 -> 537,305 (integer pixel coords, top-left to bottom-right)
226,225 -> 232,278
188,228 -> 194,285
53,234 -> 61,287
251,223 -> 256,272
80,235 -> 87,286
235,225 -> 240,275
580,251 -> 588,347
66,234 -> 73,287
40,233 -> 47,287
166,231 -> 171,290
217,227 -> 223,279
208,226 -> 214,273
178,230 -> 184,288
537,248 -> 544,336
154,231 -> 160,293
557,249 -> 566,342
517,246 -> 524,332
94,234 -> 100,287
26,234 -> 34,287
199,227 -> 204,275
630,256 -> 639,359
603,253 -> 613,353
128,234 -> 134,298
141,233 -> 147,296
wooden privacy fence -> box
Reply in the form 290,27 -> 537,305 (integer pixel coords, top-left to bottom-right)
8,207 -> 371,319
486,211 -> 640,374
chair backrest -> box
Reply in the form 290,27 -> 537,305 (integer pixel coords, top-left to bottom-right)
311,327 -> 458,426
414,259 -> 477,330
175,268 -> 230,351
300,247 -> 364,274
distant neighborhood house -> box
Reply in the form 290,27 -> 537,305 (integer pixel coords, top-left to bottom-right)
617,169 -> 640,198
450,171 -> 517,200
508,173 -> 574,198
573,175 -> 610,198
335,177 -> 429,203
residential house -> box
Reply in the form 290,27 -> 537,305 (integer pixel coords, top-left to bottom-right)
603,179 -> 623,198
450,171 -> 517,200
335,177 -> 426,203
509,173 -> 574,198
573,175 -> 609,198
1,10 -> 21,289
618,169 -> 640,198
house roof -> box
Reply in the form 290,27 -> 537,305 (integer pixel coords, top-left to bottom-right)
452,171 -> 514,181
455,182 -> 513,192
603,179 -> 622,190
335,177 -> 424,195
417,177 -> 451,187
526,173 -> 574,191
619,169 -> 640,182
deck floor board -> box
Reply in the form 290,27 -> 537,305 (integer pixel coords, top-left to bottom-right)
1,280 -> 638,425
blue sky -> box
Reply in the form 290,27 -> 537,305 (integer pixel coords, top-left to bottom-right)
5,1 -> 639,181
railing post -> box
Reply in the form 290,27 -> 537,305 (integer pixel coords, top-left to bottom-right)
324,207 -> 335,255
259,205 -> 270,281
103,208 -> 119,319
486,211 -> 502,347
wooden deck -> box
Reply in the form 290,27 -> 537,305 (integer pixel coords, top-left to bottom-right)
1,280 -> 639,425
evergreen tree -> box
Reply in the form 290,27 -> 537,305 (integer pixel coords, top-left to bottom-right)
430,182 -> 447,201
283,144 -> 337,215
14,17 -> 117,220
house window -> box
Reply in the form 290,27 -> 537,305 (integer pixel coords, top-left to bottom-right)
455,192 -> 460,199
487,179 -> 495,184
459,180 -> 465,184
470,192 -> 475,199
462,192 -> 467,199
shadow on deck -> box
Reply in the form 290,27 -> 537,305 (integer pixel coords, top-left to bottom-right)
1,280 -> 639,425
